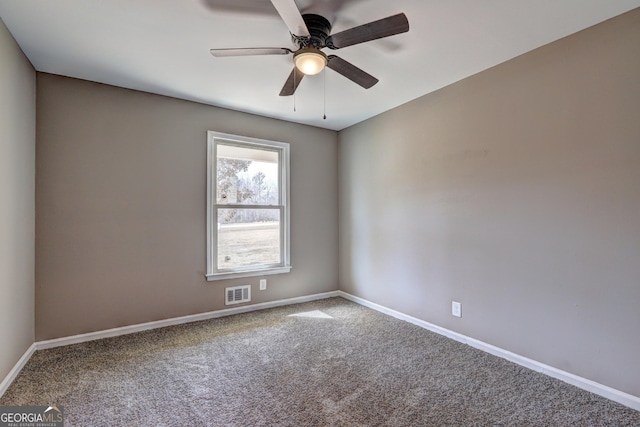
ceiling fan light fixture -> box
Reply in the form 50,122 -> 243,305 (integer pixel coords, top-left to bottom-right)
294,48 -> 327,75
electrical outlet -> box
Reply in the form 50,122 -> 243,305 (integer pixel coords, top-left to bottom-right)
259,279 -> 267,291
452,301 -> 462,318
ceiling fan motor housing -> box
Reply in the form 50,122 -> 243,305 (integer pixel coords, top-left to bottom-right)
292,14 -> 332,49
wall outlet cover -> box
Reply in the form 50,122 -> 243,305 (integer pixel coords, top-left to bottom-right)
452,301 -> 462,317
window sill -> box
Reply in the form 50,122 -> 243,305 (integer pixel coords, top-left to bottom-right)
206,266 -> 291,281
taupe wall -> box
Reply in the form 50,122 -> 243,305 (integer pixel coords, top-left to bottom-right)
36,74 -> 338,340
339,9 -> 640,397
0,19 -> 35,380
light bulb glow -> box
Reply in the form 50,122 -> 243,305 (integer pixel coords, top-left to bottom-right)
294,50 -> 327,75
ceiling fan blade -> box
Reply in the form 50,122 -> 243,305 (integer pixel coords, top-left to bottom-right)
270,0 -> 310,37
326,13 -> 409,49
327,55 -> 378,89
279,67 -> 305,96
210,48 -> 292,57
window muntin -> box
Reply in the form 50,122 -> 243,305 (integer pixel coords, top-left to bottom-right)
206,132 -> 290,280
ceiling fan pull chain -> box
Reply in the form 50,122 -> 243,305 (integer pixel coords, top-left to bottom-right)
293,70 -> 297,112
323,68 -> 327,120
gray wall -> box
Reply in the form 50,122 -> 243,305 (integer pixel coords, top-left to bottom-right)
36,74 -> 338,340
0,19 -> 35,380
338,9 -> 640,397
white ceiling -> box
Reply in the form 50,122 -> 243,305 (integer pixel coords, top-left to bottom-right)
1,0 -> 638,131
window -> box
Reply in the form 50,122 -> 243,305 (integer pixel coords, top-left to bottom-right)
206,131 -> 291,280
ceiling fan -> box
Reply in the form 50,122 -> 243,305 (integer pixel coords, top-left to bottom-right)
210,0 -> 409,96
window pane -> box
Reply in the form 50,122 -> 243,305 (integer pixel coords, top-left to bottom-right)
217,143 -> 279,205
217,208 -> 281,269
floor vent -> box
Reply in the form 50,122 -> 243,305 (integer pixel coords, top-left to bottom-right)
225,285 -> 251,305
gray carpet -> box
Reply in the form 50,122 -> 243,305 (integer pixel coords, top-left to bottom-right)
1,297 -> 638,426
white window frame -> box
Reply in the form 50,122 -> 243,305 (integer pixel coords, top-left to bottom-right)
206,131 -> 291,281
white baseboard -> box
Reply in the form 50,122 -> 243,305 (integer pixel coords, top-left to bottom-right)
337,291 -> 640,412
0,343 -> 37,398
36,291 -> 340,350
